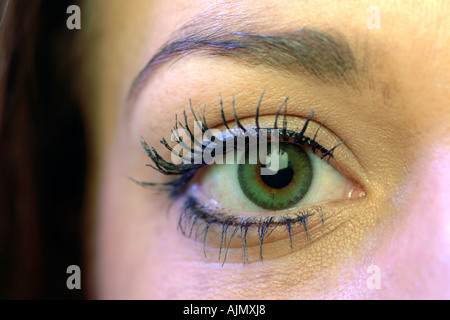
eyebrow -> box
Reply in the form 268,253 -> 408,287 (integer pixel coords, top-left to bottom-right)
128,21 -> 359,103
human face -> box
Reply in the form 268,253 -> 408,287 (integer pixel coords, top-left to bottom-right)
87,0 -> 450,299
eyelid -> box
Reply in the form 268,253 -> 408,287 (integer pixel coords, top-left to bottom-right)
176,193 -> 362,264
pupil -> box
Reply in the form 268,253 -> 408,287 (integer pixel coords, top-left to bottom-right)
260,163 -> 294,189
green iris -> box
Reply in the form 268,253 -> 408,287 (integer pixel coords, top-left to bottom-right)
237,143 -> 313,210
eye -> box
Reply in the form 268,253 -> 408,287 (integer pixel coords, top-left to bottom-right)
135,93 -> 366,263
192,141 -> 355,213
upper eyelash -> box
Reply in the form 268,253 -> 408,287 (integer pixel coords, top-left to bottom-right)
134,91 -> 345,197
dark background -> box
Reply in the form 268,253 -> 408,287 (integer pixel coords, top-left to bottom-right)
0,0 -> 87,299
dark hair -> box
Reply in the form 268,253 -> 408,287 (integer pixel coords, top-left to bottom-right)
0,0 -> 87,299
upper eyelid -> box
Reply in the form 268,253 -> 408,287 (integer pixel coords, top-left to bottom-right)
146,100 -> 341,172
136,105 -> 356,197
133,89 -> 370,195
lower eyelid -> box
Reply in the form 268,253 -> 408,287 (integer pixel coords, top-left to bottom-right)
174,195 -> 365,264
174,146 -> 365,262
174,167 -> 365,263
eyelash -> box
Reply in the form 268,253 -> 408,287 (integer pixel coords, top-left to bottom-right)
177,196 -> 325,265
134,91 -> 346,264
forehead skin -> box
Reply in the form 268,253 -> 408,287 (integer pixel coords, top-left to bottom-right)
86,0 -> 450,299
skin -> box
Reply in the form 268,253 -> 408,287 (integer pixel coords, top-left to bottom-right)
84,0 -> 450,299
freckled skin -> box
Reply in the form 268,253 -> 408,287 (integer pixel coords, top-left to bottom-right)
86,0 -> 450,299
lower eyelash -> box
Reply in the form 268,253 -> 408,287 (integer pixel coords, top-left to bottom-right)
178,196 -> 325,265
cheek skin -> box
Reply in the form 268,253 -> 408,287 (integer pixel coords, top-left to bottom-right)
369,145 -> 450,299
